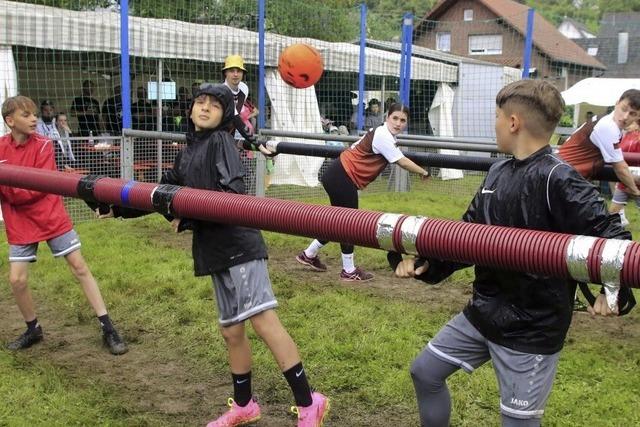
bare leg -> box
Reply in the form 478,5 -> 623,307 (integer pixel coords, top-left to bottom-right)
220,322 -> 252,374
64,250 -> 107,316
9,262 -> 36,322
250,309 -> 301,371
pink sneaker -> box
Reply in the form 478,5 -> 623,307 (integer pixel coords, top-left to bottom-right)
296,251 -> 327,272
291,391 -> 330,427
339,266 -> 374,282
206,398 -> 261,427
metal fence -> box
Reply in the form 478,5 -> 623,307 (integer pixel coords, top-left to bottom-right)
0,1 -> 635,221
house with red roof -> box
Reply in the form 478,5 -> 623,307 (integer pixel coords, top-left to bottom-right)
413,0 -> 606,90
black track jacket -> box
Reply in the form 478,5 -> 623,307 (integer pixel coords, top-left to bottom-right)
418,146 -> 631,354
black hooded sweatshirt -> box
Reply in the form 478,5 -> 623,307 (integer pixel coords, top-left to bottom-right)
114,84 -> 268,275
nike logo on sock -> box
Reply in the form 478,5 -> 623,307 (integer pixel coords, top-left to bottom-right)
236,378 -> 248,384
295,369 -> 304,378
481,188 -> 495,194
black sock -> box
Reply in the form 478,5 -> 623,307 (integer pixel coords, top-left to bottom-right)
232,372 -> 252,407
283,362 -> 312,407
98,314 -> 114,333
26,318 -> 39,331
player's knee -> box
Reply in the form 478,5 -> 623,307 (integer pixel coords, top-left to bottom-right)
219,324 -> 245,345
9,274 -> 28,292
410,352 -> 432,386
410,350 -> 450,393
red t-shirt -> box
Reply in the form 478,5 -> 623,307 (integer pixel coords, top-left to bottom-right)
616,130 -> 640,191
0,133 -> 73,244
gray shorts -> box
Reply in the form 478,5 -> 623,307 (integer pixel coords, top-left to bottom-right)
427,312 -> 560,420
9,229 -> 81,263
612,188 -> 640,207
211,259 -> 278,327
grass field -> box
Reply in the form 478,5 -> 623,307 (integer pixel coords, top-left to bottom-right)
1,177 -> 639,426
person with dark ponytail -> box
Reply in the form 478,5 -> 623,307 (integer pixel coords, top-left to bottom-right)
296,103 -> 430,282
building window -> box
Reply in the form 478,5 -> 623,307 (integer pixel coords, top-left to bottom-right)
464,9 -> 473,21
468,34 -> 502,55
618,32 -> 628,64
587,46 -> 598,56
436,32 -> 451,52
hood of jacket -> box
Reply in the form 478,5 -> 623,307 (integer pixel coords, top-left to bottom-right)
187,83 -> 236,142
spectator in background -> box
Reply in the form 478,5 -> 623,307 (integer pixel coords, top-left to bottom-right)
191,81 -> 201,98
385,97 -> 397,113
70,80 -> 101,137
132,86 -> 154,131
349,102 -> 366,135
36,100 -> 61,141
364,98 -> 383,129
170,87 -> 192,132
102,85 -> 123,136
54,112 -> 77,170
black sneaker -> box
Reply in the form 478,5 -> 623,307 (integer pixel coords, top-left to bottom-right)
6,326 -> 44,350
102,329 -> 128,355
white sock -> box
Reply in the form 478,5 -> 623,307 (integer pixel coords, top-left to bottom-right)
304,240 -> 324,258
342,253 -> 355,273
619,209 -> 629,225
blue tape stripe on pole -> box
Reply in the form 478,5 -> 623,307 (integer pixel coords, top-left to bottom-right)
522,8 -> 535,79
258,0 -> 266,129
120,0 -> 131,129
357,2 -> 367,131
120,180 -> 135,206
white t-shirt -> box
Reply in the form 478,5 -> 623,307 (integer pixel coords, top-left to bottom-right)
590,112 -> 624,163
371,123 -> 404,164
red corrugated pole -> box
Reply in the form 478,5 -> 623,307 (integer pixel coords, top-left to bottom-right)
0,164 -> 637,289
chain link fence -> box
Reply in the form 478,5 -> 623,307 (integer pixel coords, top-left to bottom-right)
1,1 -> 635,222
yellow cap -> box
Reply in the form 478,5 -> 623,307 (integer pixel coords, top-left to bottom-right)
222,55 -> 247,72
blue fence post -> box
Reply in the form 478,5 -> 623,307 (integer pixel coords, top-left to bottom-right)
120,0 -> 131,129
357,2 -> 367,131
258,0 -> 266,129
399,12 -> 414,107
521,8 -> 535,79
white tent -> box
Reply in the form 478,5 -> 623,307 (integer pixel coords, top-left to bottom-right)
0,0 -> 457,83
265,70 -> 324,187
0,45 -> 18,134
562,78 -> 640,106
429,83 -> 463,181
0,44 -> 16,221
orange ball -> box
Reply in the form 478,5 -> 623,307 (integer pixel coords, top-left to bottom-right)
278,44 -> 324,89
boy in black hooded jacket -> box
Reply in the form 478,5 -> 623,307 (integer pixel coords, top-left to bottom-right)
393,80 -> 633,427
107,84 -> 329,427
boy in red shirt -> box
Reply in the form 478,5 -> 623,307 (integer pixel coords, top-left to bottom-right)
0,96 -> 127,355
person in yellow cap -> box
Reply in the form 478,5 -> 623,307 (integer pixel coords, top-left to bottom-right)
221,54 -> 273,193
222,55 -> 249,116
